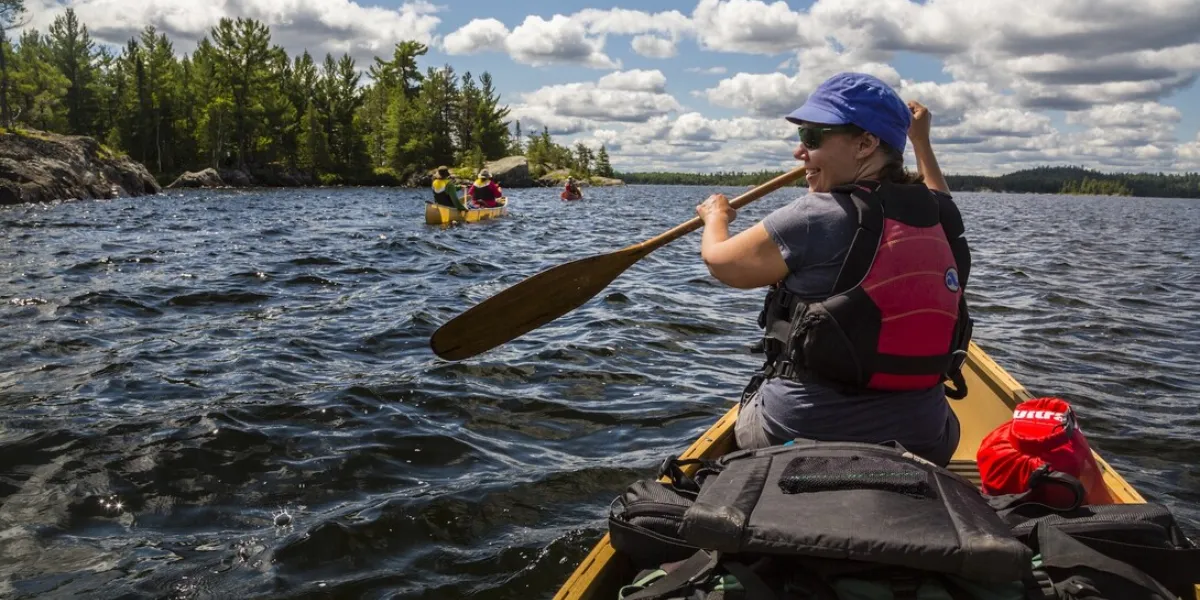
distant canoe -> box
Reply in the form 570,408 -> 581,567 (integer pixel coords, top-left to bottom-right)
424,198 -> 508,225
561,191 -> 583,201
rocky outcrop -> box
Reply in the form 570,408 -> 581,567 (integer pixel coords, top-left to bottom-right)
218,168 -> 253,187
249,163 -> 316,187
0,128 -> 160,205
167,168 -> 224,188
168,164 -> 317,189
484,156 -> 533,188
537,169 -> 571,187
537,170 -> 625,187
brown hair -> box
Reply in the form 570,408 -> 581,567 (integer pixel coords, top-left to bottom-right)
837,125 -> 923,185
876,142 -> 924,185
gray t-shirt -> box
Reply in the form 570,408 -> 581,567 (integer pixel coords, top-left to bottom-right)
756,191 -> 956,459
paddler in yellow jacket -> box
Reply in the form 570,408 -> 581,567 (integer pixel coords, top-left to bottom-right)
431,166 -> 468,210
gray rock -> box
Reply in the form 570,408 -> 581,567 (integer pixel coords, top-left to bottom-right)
484,156 -> 533,188
167,168 -> 225,189
0,128 -> 160,205
218,169 -> 253,187
249,163 -> 315,187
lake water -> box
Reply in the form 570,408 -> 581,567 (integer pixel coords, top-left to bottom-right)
1,185 -> 1197,598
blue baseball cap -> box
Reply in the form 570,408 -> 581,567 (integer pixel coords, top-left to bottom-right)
786,72 -> 911,153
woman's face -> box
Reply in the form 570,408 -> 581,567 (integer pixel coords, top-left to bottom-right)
792,123 -> 873,193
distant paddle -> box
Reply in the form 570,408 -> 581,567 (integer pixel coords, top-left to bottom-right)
430,166 -> 807,360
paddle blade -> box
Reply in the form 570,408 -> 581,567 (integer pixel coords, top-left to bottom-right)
430,247 -> 643,361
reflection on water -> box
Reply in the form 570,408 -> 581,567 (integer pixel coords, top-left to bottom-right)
1,186 -> 1197,598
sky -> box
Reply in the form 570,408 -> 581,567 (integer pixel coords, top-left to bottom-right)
27,0 -> 1200,175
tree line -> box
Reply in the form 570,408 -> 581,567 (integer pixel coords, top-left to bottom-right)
617,166 -> 1200,199
948,166 -> 1198,198
0,5 -> 614,185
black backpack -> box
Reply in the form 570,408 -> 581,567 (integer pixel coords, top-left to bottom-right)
991,481 -> 1200,599
610,442 -> 1200,600
609,440 -> 1033,599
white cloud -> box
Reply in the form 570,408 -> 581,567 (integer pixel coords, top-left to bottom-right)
442,8 -> 693,67
508,108 -> 591,136
505,14 -> 619,69
597,69 -> 668,93
442,18 -> 508,55
1065,102 -> 1182,129
574,8 -> 693,37
897,80 -> 1003,126
631,35 -> 677,58
691,0 -> 818,55
514,72 -> 681,125
1176,132 -> 1200,168
28,0 -> 442,64
807,0 -> 1200,111
687,66 -> 728,75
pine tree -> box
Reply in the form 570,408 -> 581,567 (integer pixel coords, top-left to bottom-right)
298,100 -> 328,175
210,17 -> 272,169
510,119 -> 523,155
475,72 -> 510,159
595,144 -> 613,177
0,0 -> 25,127
573,142 -> 593,176
11,29 -> 70,131
47,8 -> 98,136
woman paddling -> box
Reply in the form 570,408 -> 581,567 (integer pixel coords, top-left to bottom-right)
696,72 -> 971,466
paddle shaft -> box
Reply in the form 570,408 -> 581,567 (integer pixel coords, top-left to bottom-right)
627,165 -> 807,255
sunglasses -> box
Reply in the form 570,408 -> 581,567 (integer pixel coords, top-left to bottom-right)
797,125 -> 861,149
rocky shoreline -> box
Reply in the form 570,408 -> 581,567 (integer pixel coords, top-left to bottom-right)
0,131 -> 623,205
0,129 -> 160,205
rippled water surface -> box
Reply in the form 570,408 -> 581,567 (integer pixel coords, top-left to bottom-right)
1,186 -> 1197,598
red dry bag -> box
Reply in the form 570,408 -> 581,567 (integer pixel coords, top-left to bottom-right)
977,397 -> 1113,507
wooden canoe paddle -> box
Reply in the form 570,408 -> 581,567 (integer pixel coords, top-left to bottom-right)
430,166 -> 807,360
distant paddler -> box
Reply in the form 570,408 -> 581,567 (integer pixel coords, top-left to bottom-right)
431,166 -> 468,211
466,169 -> 505,208
562,177 -> 583,200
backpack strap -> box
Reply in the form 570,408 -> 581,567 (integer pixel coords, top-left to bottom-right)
722,560 -> 782,600
1054,532 -> 1200,597
621,550 -> 783,600
658,456 -> 720,494
1034,523 -> 1177,599
987,466 -> 1086,511
620,550 -> 720,600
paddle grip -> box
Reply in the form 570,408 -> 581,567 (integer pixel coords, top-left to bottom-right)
632,166 -> 807,254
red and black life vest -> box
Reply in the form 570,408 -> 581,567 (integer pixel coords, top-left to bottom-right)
470,181 -> 499,205
754,180 -> 973,397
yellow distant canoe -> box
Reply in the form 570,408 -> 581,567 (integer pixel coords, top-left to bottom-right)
424,198 -> 508,225
554,342 -> 1199,600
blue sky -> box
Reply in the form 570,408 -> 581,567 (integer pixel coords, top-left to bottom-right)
31,0 -> 1200,174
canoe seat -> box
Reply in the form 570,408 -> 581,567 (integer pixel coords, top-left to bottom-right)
948,459 -> 981,486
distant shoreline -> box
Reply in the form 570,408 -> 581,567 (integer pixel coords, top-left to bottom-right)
613,166 -> 1200,199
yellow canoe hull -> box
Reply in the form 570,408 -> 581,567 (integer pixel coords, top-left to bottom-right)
554,342 -> 1196,599
424,198 -> 508,225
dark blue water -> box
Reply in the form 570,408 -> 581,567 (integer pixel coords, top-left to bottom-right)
1,186 -> 1197,599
